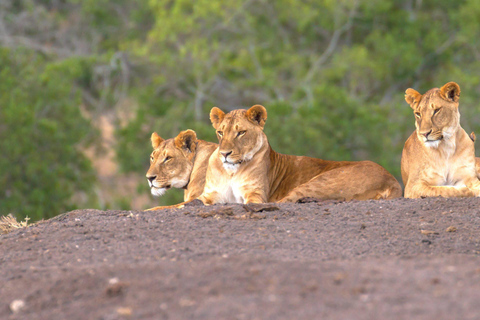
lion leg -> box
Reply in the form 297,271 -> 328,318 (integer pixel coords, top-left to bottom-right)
145,198 -> 209,211
278,161 -> 402,203
404,182 -> 474,199
144,200 -> 195,211
197,191 -> 221,205
465,176 -> 480,197
243,190 -> 268,204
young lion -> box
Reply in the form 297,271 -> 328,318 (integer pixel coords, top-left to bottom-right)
180,105 -> 401,205
401,81 -> 480,198
146,130 -> 217,201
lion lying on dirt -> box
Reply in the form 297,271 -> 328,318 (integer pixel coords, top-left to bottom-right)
146,105 -> 401,210
402,81 -> 480,198
146,130 -> 217,201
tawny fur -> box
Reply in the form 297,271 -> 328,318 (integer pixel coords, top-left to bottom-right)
145,130 -> 217,204
148,105 -> 402,210
401,82 -> 480,198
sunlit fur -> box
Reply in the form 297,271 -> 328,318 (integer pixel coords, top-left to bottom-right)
145,130 -> 217,203
402,82 -> 480,198
194,105 -> 402,205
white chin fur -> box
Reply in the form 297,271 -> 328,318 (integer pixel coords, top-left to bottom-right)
424,140 -> 441,148
223,162 -> 239,173
151,187 -> 167,197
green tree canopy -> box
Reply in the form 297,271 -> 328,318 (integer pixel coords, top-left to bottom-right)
0,48 -> 97,220
2,0 -> 480,214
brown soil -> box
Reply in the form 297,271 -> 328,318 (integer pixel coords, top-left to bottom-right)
2,197 -> 480,319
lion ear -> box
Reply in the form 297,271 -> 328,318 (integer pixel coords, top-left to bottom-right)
151,132 -> 164,149
174,129 -> 197,153
470,131 -> 476,142
210,107 -> 225,130
439,81 -> 460,103
246,105 -> 267,129
405,88 -> 422,109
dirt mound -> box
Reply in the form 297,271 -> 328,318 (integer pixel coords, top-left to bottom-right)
2,197 -> 480,319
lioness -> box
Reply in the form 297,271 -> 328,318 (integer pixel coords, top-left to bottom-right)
401,81 -> 480,198
154,105 -> 399,208
146,130 -> 217,201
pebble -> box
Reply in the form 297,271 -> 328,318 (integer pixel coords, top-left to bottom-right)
10,299 -> 25,313
421,230 -> 439,235
117,307 -> 132,316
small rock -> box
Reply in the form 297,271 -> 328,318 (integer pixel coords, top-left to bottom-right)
333,272 -> 347,284
422,239 -> 432,245
247,212 -> 266,220
360,224 -> 366,230
421,230 -> 439,235
198,208 -> 234,218
446,266 -> 457,272
117,307 -> 132,316
446,226 -> 457,232
179,297 -> 196,307
106,280 -> 128,297
109,277 -> 119,285
10,299 -> 25,313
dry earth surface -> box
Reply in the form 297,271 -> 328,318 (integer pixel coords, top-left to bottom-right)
2,197 -> 480,320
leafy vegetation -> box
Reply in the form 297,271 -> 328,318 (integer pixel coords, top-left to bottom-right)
0,48 -> 97,220
1,0 -> 480,220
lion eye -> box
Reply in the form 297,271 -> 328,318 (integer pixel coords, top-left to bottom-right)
164,156 -> 172,163
433,108 -> 441,115
237,131 -> 246,137
415,112 -> 421,119
217,131 -> 223,137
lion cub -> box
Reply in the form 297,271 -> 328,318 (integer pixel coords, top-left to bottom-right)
146,130 -> 217,201
401,81 -> 480,198
194,105 -> 402,204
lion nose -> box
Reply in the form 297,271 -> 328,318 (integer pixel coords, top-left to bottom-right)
421,130 -> 432,138
146,175 -> 156,183
220,151 -> 232,159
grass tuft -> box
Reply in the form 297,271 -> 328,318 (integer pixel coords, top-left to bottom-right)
0,214 -> 30,235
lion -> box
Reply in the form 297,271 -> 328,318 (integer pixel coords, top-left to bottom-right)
401,81 -> 480,198
146,130 -> 217,201
146,105 -> 401,210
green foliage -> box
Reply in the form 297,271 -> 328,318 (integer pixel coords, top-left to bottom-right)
3,0 -> 480,213
0,48 -> 97,221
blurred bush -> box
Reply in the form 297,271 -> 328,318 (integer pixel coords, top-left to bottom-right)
0,48 -> 98,220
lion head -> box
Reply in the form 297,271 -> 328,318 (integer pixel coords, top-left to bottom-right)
209,105 -> 268,173
405,81 -> 461,148
146,130 -> 198,196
